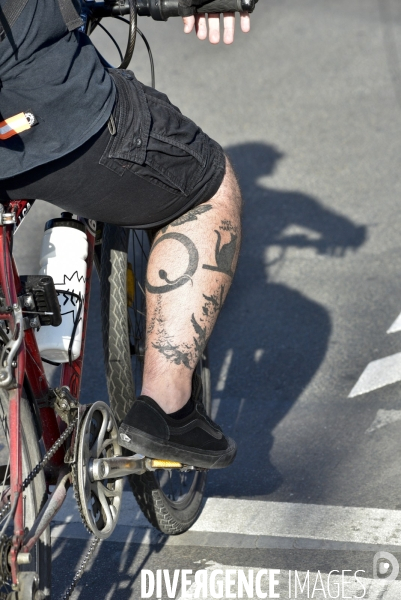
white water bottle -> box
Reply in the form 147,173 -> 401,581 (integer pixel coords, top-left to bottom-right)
35,213 -> 88,363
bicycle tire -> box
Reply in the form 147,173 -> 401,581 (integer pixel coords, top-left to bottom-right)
0,388 -> 51,599
100,224 -> 211,534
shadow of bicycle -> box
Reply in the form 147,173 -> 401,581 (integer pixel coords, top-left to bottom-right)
206,141 -> 366,499
51,527 -> 169,599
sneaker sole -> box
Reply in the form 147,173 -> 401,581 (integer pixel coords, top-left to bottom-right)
118,424 -> 237,469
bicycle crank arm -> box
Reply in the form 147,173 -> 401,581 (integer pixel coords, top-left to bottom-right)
89,455 -> 201,481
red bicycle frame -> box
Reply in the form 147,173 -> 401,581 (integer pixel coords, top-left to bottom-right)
0,199 -> 96,585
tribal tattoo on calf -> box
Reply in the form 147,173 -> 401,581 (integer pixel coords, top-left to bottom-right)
150,284 -> 226,369
145,232 -> 199,294
146,213 -> 238,368
202,226 -> 238,278
160,204 -> 212,234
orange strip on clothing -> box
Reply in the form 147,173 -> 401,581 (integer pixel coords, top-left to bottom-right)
0,112 -> 32,140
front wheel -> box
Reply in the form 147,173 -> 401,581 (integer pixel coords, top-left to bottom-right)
0,388 -> 51,599
100,225 -> 211,534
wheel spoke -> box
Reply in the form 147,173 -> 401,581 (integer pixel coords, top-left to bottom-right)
168,471 -> 174,500
0,392 -> 51,594
1,456 -> 9,490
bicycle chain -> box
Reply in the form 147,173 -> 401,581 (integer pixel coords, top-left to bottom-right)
60,537 -> 100,600
0,413 -> 101,600
0,417 -> 79,523
23,417 -> 78,491
70,463 -> 92,535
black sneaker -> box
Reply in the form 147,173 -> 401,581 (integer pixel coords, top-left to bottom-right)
118,379 -> 236,469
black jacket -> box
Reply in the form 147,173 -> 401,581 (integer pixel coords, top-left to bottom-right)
0,0 -> 115,180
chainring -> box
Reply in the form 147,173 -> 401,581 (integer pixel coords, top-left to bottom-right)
73,402 -> 123,539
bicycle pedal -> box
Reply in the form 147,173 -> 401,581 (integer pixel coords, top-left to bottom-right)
150,459 -> 183,469
148,459 -> 206,472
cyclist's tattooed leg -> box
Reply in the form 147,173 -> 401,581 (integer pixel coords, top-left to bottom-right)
147,282 -> 226,369
142,156 -> 242,413
160,204 -> 212,233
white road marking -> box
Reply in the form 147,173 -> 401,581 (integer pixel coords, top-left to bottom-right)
348,352 -> 401,397
176,562 -> 400,600
387,312 -> 401,334
233,398 -> 246,429
189,499 -> 401,546
366,409 -> 401,433
52,493 -> 401,551
215,349 -> 233,391
254,348 -> 264,362
211,398 -> 220,421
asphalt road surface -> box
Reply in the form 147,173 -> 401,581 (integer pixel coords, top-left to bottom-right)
11,0 -> 401,597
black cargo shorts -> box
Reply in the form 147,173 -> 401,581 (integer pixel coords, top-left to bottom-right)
0,69 -> 226,228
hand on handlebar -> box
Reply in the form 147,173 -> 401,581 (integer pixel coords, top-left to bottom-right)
183,12 -> 250,44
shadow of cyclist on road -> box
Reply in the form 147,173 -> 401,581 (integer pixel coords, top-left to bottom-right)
206,142 -> 366,499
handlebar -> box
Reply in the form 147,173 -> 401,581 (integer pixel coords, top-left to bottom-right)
88,0 -> 257,22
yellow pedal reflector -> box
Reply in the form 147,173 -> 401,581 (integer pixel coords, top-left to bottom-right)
151,459 -> 183,469
126,263 -> 135,306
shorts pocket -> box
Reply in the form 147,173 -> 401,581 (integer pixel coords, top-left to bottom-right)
141,94 -> 209,196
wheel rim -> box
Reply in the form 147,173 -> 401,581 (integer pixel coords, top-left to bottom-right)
127,230 -> 151,399
0,396 -> 46,598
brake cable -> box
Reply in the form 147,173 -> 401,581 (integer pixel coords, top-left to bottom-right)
118,0 -> 137,69
114,16 -> 155,87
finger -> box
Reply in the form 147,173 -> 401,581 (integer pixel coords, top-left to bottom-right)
223,13 -> 235,44
240,12 -> 251,33
195,14 -> 208,40
183,16 -> 195,34
208,13 -> 220,44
